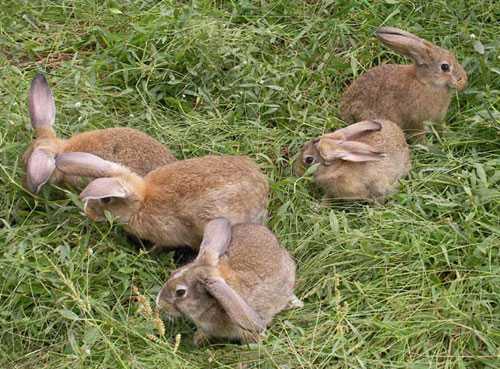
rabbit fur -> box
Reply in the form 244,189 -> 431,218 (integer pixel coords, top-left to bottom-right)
55,152 -> 269,250
156,218 -> 301,345
294,119 -> 410,201
23,74 -> 175,193
340,27 -> 467,141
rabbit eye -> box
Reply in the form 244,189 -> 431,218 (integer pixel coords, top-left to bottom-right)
175,287 -> 186,298
304,156 -> 316,165
441,63 -> 450,72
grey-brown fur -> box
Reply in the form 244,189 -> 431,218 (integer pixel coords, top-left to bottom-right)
295,120 -> 410,201
339,27 -> 467,141
156,221 -> 299,345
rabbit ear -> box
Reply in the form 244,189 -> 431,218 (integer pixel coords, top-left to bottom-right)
25,148 -> 56,193
196,218 -> 232,266
55,152 -> 128,178
80,177 -> 131,201
376,27 -> 433,65
317,138 -> 386,163
201,276 -> 265,333
324,120 -> 383,141
29,74 -> 56,133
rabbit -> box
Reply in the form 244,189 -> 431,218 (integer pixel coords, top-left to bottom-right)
156,218 -> 302,346
339,27 -> 467,141
23,73 -> 176,193
54,152 -> 269,250
294,119 -> 410,202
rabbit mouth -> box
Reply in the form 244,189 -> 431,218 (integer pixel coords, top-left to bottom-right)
158,309 -> 178,322
156,299 -> 182,318
452,77 -> 467,91
82,200 -> 105,221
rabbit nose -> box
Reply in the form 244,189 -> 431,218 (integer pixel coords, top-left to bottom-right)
156,288 -> 171,309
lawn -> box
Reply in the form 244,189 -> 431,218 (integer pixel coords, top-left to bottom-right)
0,1 -> 498,368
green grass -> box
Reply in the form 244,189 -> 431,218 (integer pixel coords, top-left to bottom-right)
1,0 -> 499,368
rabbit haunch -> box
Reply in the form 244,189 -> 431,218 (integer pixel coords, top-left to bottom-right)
23,73 -> 175,193
156,219 -> 300,345
55,153 -> 269,250
340,27 -> 467,140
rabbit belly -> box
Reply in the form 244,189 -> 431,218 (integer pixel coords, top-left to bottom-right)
126,214 -> 201,249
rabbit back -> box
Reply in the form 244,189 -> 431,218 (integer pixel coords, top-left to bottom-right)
340,64 -> 452,136
315,120 -> 410,200
63,127 -> 176,176
128,156 -> 269,248
217,224 -> 295,325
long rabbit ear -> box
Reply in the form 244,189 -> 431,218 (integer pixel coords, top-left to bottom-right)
196,218 -> 232,266
26,148 -> 56,193
317,138 -> 386,163
324,120 -> 382,141
201,276 -> 265,333
376,27 -> 433,65
29,74 -> 56,134
55,152 -> 128,178
80,177 -> 131,201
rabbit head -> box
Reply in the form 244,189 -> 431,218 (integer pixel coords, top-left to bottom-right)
295,120 -> 386,175
23,74 -> 63,193
293,139 -> 321,177
376,27 -> 467,91
55,152 -> 146,222
157,218 -> 266,342
156,218 -> 231,318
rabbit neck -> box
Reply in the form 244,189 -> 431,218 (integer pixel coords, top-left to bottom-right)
409,79 -> 452,125
127,206 -> 202,248
315,162 -> 375,200
35,136 -> 65,153
35,126 -> 57,139
414,64 -> 453,94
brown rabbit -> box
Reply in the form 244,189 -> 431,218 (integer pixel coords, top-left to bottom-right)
294,120 -> 410,201
54,152 -> 269,250
156,218 -> 301,346
23,73 -> 176,193
339,27 -> 467,141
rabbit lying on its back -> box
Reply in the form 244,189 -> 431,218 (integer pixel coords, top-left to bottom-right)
295,120 -> 410,202
340,27 -> 467,141
157,218 -> 301,345
23,74 -> 175,193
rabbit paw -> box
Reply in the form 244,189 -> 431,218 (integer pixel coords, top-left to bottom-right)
286,294 -> 304,309
240,330 -> 264,344
193,330 -> 210,347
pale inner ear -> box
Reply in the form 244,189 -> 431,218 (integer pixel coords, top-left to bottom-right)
376,27 -> 423,43
29,74 -> 56,129
55,152 -> 127,178
26,148 -> 56,193
196,218 -> 232,266
376,28 -> 430,65
324,120 -> 382,141
318,139 -> 386,163
80,177 -> 130,201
